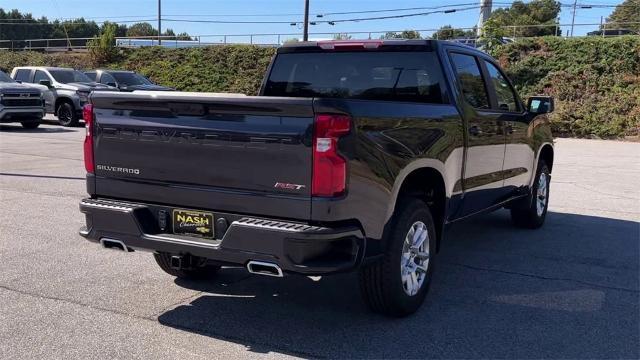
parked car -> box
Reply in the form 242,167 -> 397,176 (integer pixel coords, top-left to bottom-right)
11,66 -> 117,127
0,70 -> 44,129
84,69 -> 173,92
79,40 -> 554,316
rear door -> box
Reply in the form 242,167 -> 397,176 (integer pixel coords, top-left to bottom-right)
448,51 -> 508,216
91,93 -> 315,220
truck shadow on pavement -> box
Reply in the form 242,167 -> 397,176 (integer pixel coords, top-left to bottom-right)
158,210 -> 639,359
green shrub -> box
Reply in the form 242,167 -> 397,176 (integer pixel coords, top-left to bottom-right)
493,36 -> 640,138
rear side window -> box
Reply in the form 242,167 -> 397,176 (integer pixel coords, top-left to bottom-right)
14,69 -> 31,82
85,71 -> 97,81
450,53 -> 490,109
264,51 -> 446,104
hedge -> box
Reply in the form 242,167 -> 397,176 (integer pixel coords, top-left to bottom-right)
1,36 -> 638,138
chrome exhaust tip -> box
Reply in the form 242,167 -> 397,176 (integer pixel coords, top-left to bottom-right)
246,260 -> 283,277
100,238 -> 132,252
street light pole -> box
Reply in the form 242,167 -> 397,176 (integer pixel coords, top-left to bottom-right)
158,0 -> 162,45
570,0 -> 577,37
303,0 -> 310,41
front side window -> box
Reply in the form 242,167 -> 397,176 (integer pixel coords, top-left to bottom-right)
100,72 -> 117,85
111,72 -> 153,86
14,69 -> 31,82
34,70 -> 51,83
450,53 -> 490,109
485,61 -> 520,112
48,69 -> 92,84
84,71 -> 97,81
0,70 -> 14,83
264,51 -> 446,104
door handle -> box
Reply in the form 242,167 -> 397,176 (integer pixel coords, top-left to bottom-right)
505,121 -> 515,134
469,125 -> 482,136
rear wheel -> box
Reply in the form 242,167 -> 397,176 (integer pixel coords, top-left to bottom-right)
56,101 -> 78,127
153,252 -> 220,280
21,121 -> 40,129
359,198 -> 436,317
510,161 -> 550,229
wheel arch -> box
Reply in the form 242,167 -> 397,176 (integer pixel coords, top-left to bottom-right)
387,164 -> 449,253
54,96 -> 75,115
539,143 -> 554,173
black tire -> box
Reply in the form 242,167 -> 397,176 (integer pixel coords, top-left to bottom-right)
359,198 -> 437,317
56,101 -> 79,127
21,121 -> 40,129
510,161 -> 550,229
153,252 -> 220,280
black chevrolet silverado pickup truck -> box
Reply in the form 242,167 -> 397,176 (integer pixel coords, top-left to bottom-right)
79,40 -> 554,316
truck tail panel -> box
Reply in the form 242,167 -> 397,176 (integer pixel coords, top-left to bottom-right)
89,93 -> 315,220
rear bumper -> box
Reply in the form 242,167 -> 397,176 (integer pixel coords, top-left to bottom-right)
79,198 -> 365,275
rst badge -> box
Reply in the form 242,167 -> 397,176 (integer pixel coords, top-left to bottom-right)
274,182 -> 306,191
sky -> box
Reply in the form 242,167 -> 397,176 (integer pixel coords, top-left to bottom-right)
2,0 -> 623,42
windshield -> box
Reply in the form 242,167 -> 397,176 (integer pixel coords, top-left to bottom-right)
49,69 -> 92,84
111,72 -> 153,86
264,51 -> 446,104
0,70 -> 15,83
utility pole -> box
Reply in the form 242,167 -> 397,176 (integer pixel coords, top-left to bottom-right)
570,0 -> 577,37
158,0 -> 162,45
303,0 -> 310,41
477,0 -> 492,36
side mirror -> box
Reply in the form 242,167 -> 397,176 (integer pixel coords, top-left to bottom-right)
38,79 -> 52,88
527,96 -> 554,114
106,82 -> 117,87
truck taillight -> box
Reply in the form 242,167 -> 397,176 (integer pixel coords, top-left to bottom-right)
82,104 -> 94,174
312,114 -> 351,197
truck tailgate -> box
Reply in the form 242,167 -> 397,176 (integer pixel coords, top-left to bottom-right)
90,92 -> 314,220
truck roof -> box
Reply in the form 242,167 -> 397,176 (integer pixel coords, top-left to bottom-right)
13,66 -> 75,71
279,39 -> 482,54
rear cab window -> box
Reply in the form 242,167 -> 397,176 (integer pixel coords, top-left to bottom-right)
263,50 -> 447,104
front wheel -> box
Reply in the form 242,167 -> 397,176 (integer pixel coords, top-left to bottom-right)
359,198 -> 436,317
56,102 -> 79,127
511,161 -> 550,229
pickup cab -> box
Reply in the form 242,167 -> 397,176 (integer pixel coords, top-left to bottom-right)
79,40 -> 554,316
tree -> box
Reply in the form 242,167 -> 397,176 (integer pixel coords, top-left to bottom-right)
101,21 -> 128,37
50,18 -> 100,38
380,30 -> 421,39
483,0 -> 561,38
88,23 -> 118,64
605,0 -> 640,32
432,25 -> 475,40
126,22 -> 157,38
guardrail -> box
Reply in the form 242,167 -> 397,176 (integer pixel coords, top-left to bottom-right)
0,22 -> 638,51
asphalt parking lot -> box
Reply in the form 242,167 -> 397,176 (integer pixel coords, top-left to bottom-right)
1,119 -> 638,359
